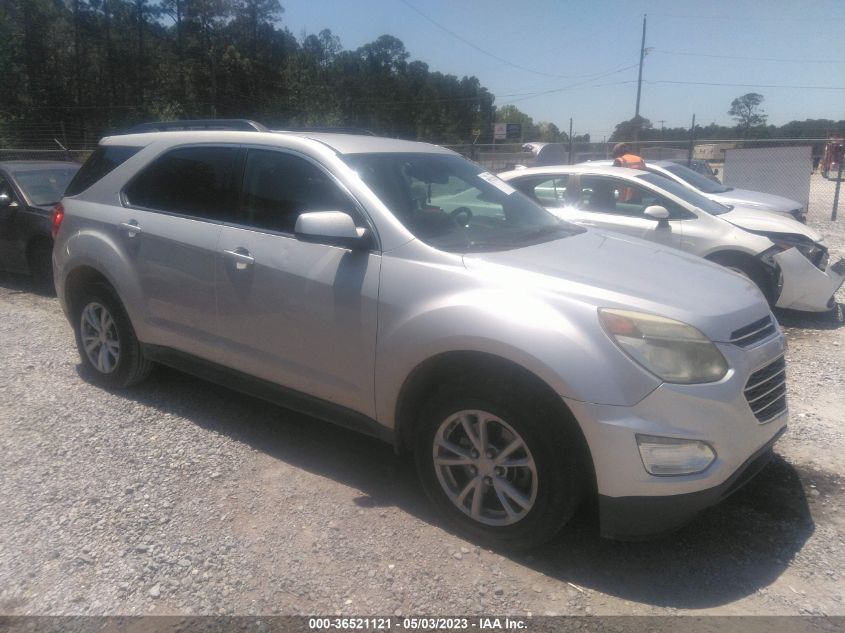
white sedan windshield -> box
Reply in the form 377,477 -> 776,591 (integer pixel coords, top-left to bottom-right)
638,173 -> 731,215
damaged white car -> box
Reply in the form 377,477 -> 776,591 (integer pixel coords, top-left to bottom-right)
495,165 -> 844,313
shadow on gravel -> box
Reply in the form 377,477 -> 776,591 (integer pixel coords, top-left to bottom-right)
775,302 -> 844,331
526,455 -> 815,609
101,364 -> 814,611
0,271 -> 56,297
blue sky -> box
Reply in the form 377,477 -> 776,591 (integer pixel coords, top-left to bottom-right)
281,0 -> 845,139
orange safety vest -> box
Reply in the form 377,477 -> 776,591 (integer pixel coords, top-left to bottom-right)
613,153 -> 646,170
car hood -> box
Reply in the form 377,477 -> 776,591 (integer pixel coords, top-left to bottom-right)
710,188 -> 801,213
462,230 -> 769,342
719,207 -> 823,241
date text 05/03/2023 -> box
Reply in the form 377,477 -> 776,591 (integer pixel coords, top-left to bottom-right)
307,617 -> 527,630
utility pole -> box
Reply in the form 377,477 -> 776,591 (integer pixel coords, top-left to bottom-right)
633,14 -> 647,150
568,118 -> 573,164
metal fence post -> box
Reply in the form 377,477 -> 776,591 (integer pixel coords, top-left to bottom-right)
833,159 -> 843,221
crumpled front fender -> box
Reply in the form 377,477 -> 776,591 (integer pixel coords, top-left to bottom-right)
774,248 -> 845,312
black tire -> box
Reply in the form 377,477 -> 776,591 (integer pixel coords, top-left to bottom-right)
72,284 -> 153,388
414,373 -> 586,550
709,252 -> 776,306
27,239 -> 54,292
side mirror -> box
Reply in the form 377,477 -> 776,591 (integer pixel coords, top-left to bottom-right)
0,192 -> 13,208
294,211 -> 371,250
644,205 -> 670,228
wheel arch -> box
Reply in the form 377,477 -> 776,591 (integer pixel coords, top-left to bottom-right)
393,350 -> 596,490
63,265 -> 121,321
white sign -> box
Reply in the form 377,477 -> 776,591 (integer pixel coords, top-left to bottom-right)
494,123 -> 507,141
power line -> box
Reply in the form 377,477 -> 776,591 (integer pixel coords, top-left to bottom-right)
398,0 -> 623,80
653,49 -> 845,64
647,80 -> 845,90
502,79 -> 638,106
650,12 -> 845,23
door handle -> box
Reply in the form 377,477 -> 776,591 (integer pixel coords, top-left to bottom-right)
120,221 -> 142,236
223,248 -> 255,270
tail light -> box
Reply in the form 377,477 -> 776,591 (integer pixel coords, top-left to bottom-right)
51,203 -> 64,239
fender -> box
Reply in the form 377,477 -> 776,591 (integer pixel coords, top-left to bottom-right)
56,216 -> 152,341
374,281 -> 662,430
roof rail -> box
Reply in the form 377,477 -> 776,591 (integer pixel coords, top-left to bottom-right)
123,119 -> 270,134
277,127 -> 377,136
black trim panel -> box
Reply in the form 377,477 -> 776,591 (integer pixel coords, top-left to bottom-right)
598,425 -> 786,540
141,344 -> 393,445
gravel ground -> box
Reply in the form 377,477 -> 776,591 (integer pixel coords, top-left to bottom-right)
1,181 -> 844,617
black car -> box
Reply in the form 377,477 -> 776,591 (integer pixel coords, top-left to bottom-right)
0,161 -> 80,286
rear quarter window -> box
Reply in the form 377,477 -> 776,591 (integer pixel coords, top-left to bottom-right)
65,145 -> 141,197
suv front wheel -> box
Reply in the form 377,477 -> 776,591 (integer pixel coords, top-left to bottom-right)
415,375 -> 585,550
73,285 -> 153,388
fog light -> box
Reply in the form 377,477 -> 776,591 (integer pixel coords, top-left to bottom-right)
636,434 -> 716,475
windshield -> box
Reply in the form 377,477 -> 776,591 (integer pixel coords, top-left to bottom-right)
341,152 -> 584,252
638,173 -> 732,215
11,166 -> 79,206
661,162 -> 729,194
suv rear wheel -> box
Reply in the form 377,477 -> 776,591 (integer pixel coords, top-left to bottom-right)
415,375 -> 585,550
73,285 -> 152,388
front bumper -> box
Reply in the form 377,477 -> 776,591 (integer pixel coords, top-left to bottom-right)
774,249 -> 845,312
563,331 -> 787,538
598,426 -> 785,539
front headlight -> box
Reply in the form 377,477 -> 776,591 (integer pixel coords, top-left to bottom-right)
598,309 -> 728,384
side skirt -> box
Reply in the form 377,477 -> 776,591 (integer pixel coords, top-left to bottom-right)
141,344 -> 394,445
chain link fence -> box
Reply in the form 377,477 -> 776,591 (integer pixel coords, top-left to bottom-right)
0,135 -> 839,220
445,138 -> 843,221
0,149 -> 91,163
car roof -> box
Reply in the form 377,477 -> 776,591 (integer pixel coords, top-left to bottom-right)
499,164 -> 650,179
99,130 -> 454,156
0,160 -> 81,172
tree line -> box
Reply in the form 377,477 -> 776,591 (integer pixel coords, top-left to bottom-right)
610,94 -> 844,144
0,0 -> 506,147
1,2 -> 841,151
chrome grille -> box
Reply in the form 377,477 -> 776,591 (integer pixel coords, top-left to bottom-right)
744,356 -> 787,423
730,315 -> 777,348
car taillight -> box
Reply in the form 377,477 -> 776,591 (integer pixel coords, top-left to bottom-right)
51,203 -> 64,239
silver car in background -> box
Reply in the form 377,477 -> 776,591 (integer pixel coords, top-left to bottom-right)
585,159 -> 807,222
499,164 -> 844,313
54,128 -> 787,547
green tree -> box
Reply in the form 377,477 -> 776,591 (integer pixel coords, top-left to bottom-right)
609,115 -> 652,142
729,93 -> 767,134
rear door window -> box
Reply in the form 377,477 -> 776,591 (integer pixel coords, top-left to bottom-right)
65,145 -> 141,196
123,146 -> 240,222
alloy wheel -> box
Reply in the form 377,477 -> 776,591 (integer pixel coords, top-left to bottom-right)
80,302 -> 121,374
432,409 -> 538,526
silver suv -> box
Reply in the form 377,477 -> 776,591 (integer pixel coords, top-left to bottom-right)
53,127 -> 788,548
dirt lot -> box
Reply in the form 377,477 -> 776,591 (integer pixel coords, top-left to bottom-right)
1,183 -> 844,617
